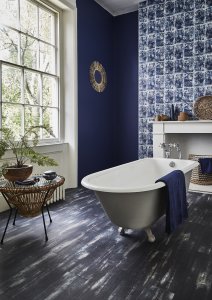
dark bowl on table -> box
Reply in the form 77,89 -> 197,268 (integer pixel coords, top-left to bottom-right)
43,171 -> 57,181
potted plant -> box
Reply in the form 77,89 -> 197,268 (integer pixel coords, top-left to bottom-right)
0,125 -> 58,182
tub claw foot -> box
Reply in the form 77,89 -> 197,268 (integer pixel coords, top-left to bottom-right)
118,227 -> 126,236
145,228 -> 155,243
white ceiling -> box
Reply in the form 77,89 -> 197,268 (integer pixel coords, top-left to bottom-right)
95,0 -> 141,16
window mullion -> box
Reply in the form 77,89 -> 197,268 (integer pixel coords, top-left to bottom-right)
21,68 -> 25,135
17,0 -> 21,28
55,12 -> 58,76
18,0 -> 21,65
55,12 -> 59,140
0,61 -> 2,131
40,74 -> 43,139
37,4 -> 40,71
56,77 -> 60,140
18,32 -> 21,65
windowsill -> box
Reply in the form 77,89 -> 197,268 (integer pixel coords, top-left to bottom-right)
1,142 -> 68,160
35,141 -> 68,149
36,140 -> 66,147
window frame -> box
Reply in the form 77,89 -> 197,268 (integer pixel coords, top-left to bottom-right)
0,0 -> 61,144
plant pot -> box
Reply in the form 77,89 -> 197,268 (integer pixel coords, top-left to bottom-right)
3,165 -> 33,182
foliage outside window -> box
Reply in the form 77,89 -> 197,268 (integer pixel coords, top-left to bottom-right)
0,0 -> 60,141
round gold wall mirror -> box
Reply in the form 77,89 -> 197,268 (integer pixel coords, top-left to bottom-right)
89,61 -> 107,93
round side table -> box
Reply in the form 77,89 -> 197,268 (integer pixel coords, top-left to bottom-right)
0,175 -> 65,243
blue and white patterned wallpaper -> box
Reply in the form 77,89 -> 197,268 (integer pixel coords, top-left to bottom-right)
138,0 -> 212,158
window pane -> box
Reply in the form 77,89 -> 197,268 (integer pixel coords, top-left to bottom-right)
39,8 -> 55,44
20,0 -> 38,37
21,34 -> 38,69
40,42 -> 55,73
2,104 -> 22,139
0,27 -> 19,64
24,71 -> 40,105
42,108 -> 58,138
42,76 -> 58,107
0,0 -> 19,29
2,65 -> 22,103
25,106 -> 40,130
0,1 -> 59,142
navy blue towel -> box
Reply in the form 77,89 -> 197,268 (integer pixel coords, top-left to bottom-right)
199,158 -> 212,174
156,170 -> 188,234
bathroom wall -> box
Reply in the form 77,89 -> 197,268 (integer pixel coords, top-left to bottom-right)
77,0 -> 115,183
77,0 -> 139,183
113,11 -> 139,165
138,0 -> 212,158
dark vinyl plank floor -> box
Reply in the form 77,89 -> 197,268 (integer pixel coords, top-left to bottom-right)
0,188 -> 212,300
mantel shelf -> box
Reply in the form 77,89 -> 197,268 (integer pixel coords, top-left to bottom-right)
151,120 -> 212,124
152,120 -> 212,134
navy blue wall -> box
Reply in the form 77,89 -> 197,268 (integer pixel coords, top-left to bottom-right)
113,12 -> 138,165
77,0 -> 138,183
77,0 -> 115,183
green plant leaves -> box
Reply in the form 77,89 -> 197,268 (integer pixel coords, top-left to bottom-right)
0,125 -> 58,173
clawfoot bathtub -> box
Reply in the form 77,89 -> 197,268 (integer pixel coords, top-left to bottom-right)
81,158 -> 199,242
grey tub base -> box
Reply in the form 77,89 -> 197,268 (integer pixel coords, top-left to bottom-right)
95,171 -> 192,242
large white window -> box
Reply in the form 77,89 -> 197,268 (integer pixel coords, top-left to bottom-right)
0,0 -> 60,141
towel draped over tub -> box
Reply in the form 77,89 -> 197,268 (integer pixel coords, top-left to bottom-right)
156,170 -> 188,234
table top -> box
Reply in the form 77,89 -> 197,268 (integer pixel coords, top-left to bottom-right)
0,175 -> 65,193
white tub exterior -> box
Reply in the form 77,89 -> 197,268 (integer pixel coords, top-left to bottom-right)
81,158 -> 199,230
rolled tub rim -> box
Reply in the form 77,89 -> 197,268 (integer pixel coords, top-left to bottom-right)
81,158 -> 199,193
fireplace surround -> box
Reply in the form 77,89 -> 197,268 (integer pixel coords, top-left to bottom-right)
152,120 -> 212,193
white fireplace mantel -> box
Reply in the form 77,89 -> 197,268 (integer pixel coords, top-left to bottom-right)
152,120 -> 212,194
153,120 -> 212,134
152,120 -> 212,157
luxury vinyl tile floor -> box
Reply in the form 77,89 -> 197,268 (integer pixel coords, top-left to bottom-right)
0,188 -> 212,300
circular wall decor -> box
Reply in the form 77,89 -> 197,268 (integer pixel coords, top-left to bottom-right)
89,61 -> 107,93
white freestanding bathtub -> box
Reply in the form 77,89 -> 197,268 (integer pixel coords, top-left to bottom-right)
81,158 -> 199,242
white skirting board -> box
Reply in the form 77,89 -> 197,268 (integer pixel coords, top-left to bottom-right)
189,183 -> 212,194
